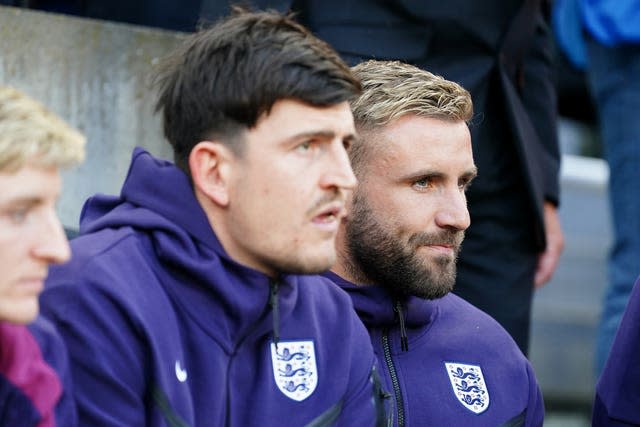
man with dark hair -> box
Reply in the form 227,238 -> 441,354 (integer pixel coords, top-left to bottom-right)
41,9 -> 385,426
326,60 -> 544,426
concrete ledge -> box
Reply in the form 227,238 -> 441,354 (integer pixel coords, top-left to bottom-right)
0,5 -> 185,228
561,154 -> 609,192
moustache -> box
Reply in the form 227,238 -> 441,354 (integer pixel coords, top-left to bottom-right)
408,230 -> 465,251
307,189 -> 347,215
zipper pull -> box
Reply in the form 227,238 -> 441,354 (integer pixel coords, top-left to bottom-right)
269,279 -> 280,350
394,300 -> 409,352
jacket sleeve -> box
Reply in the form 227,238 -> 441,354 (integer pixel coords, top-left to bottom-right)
592,279 -> 640,426
521,5 -> 561,206
524,361 -> 545,427
40,280 -> 148,427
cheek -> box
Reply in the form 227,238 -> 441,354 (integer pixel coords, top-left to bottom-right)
0,279 -> 10,300
0,241 -> 20,273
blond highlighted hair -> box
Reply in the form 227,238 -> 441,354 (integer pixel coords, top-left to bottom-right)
347,60 -> 473,173
0,86 -> 85,173
350,60 -> 473,129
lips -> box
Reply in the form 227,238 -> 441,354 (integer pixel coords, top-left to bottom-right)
410,231 -> 464,252
17,277 -> 46,294
312,203 -> 346,225
422,244 -> 456,254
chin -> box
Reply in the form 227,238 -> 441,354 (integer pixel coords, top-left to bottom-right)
1,301 -> 40,325
283,252 -> 336,275
302,257 -> 336,275
3,312 -> 38,325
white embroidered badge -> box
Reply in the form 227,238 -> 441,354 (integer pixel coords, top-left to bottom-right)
444,362 -> 490,414
270,340 -> 317,402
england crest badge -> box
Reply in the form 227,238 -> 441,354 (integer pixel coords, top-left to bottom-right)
270,340 -> 318,402
444,362 -> 490,414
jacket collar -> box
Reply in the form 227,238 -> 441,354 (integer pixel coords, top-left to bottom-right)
322,271 -> 439,329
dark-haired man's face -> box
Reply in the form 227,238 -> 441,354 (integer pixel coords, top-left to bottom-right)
220,99 -> 357,277
342,115 -> 476,299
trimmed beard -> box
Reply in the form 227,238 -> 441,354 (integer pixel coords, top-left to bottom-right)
345,191 -> 464,300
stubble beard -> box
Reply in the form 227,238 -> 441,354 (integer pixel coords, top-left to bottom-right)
259,190 -> 345,276
270,250 -> 337,276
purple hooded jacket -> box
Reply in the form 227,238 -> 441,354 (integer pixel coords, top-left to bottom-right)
40,148 -> 384,427
593,276 -> 640,426
325,271 -> 544,427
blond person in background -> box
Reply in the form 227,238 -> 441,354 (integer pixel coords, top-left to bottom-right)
0,86 -> 84,427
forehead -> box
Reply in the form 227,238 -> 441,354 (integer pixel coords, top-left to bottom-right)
248,99 -> 355,142
0,164 -> 61,205
369,115 -> 474,175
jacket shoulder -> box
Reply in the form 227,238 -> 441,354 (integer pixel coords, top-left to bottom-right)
437,293 -> 525,354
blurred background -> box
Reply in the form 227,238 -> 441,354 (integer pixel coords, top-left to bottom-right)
0,3 -> 609,425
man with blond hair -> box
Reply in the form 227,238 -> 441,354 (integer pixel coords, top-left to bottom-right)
325,60 -> 544,426
0,85 -> 85,426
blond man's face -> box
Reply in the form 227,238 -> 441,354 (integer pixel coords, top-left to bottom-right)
0,164 -> 70,324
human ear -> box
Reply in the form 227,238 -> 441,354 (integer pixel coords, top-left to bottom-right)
188,141 -> 233,207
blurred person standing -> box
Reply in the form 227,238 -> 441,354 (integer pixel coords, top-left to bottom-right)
582,0 -> 640,377
231,0 -> 564,355
553,0 -> 640,376
0,85 -> 85,426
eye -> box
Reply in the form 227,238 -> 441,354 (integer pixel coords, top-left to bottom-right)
297,141 -> 310,151
296,140 -> 314,152
342,138 -> 352,150
413,178 -> 431,189
8,207 -> 30,224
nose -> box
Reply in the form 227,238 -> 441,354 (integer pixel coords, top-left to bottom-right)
32,209 -> 71,265
319,140 -> 357,191
434,189 -> 471,231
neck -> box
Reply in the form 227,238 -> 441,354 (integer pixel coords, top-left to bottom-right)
332,251 -> 374,287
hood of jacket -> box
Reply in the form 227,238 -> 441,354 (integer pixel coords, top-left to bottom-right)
77,147 -> 300,349
322,271 -> 440,329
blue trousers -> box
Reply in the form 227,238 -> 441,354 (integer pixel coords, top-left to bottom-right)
586,37 -> 640,377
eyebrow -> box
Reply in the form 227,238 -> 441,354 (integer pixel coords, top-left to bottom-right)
286,130 -> 356,143
463,166 -> 479,180
399,166 -> 479,183
399,169 -> 442,182
0,196 -> 43,210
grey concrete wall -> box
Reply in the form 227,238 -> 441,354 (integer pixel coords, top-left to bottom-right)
0,6 -> 185,228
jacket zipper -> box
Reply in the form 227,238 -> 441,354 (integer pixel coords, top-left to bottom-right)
382,329 -> 405,427
225,278 -> 281,427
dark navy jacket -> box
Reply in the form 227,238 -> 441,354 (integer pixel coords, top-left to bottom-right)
41,148 -> 382,427
593,276 -> 640,426
251,0 -> 560,250
325,272 -> 544,427
0,317 -> 76,427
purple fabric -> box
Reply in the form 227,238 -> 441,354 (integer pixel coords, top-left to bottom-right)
324,271 -> 545,426
41,148 -> 380,427
593,276 -> 640,426
0,317 -> 73,427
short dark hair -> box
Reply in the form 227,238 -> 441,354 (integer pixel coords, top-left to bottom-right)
154,7 -> 361,172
